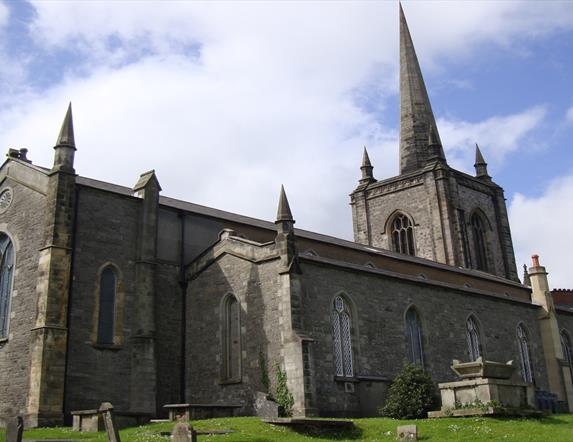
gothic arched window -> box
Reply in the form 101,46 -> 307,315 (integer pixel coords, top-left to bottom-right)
466,315 -> 483,361
222,294 -> 241,381
405,307 -> 424,367
561,330 -> 573,383
331,295 -> 354,377
391,213 -> 415,256
471,213 -> 488,271
97,266 -> 117,345
0,234 -> 14,340
517,323 -> 534,383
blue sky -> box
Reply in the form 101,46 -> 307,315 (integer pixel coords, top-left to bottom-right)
1,0 -> 573,287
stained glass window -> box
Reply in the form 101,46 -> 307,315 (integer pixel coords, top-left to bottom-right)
561,331 -> 573,384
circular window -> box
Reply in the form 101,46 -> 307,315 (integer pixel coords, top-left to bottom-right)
0,188 -> 13,214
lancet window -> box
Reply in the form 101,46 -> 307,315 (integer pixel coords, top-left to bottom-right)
405,307 -> 424,367
391,213 -> 415,256
466,315 -> 483,361
561,331 -> 573,383
222,294 -> 241,381
97,266 -> 117,345
331,295 -> 354,377
517,323 -> 534,383
0,234 -> 14,340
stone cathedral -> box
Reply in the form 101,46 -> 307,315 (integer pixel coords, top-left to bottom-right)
1,6 -> 573,427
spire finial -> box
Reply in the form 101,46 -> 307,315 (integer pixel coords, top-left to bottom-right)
399,3 -> 444,174
359,146 -> 375,184
56,102 -> 75,148
276,185 -> 294,223
474,143 -> 490,179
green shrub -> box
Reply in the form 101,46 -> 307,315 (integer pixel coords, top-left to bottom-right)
275,364 -> 294,417
380,363 -> 437,419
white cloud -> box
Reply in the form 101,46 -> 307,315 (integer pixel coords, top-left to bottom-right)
566,106 -> 573,123
438,106 -> 546,174
0,2 -> 8,28
510,174 -> 573,289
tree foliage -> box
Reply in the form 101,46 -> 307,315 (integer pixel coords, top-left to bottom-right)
380,363 -> 437,419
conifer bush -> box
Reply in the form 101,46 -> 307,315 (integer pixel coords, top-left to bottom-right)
275,364 -> 294,417
380,363 -> 437,419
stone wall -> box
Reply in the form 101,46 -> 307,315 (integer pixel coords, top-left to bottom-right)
298,259 -> 547,416
0,179 -> 46,425
64,186 -> 139,413
186,253 -> 283,410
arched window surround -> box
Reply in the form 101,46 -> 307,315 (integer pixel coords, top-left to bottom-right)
516,322 -> 534,384
560,329 -> 573,384
385,210 -> 416,256
466,314 -> 485,361
404,305 -> 424,368
0,231 -> 16,342
468,209 -> 492,272
91,262 -> 125,349
220,292 -> 242,383
330,292 -> 359,379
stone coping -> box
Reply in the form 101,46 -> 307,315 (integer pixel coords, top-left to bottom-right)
438,378 -> 531,389
70,409 -> 152,416
163,403 -> 243,409
429,407 -> 544,419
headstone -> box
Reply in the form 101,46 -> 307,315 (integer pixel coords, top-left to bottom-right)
171,423 -> 197,442
5,416 -> 24,442
99,402 -> 121,442
253,392 -> 279,419
396,424 -> 417,441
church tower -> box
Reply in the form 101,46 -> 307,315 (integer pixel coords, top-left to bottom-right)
350,4 -> 519,281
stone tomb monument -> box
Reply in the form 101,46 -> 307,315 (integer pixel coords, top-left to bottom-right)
428,358 -> 536,418
5,416 -> 24,442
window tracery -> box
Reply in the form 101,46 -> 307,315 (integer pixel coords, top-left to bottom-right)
517,323 -> 534,383
391,213 -> 415,256
405,307 -> 424,367
0,234 -> 14,340
331,295 -> 354,377
466,315 -> 483,361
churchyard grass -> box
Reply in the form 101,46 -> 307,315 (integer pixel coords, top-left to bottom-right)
2,415 -> 573,441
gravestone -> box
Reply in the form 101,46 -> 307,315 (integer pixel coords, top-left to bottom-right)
99,402 -> 121,442
5,416 -> 24,442
253,392 -> 279,419
172,423 -> 197,442
396,424 -> 417,441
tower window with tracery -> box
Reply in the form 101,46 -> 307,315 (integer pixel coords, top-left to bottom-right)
471,213 -> 488,271
391,213 -> 415,256
331,295 -> 354,377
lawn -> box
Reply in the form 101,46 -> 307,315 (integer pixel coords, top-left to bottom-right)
2,415 -> 573,441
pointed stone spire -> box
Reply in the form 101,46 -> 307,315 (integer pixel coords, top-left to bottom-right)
399,3 -> 444,174
276,185 -> 294,223
359,146 -> 375,184
474,143 -> 490,179
523,264 -> 531,286
56,103 -> 75,148
53,102 -> 76,172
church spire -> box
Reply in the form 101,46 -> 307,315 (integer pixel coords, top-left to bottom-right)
474,143 -> 490,179
276,185 -> 294,223
359,146 -> 375,184
399,3 -> 443,174
53,102 -> 76,172
56,103 -> 75,148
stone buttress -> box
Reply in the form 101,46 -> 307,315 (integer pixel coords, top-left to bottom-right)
26,104 -> 77,426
